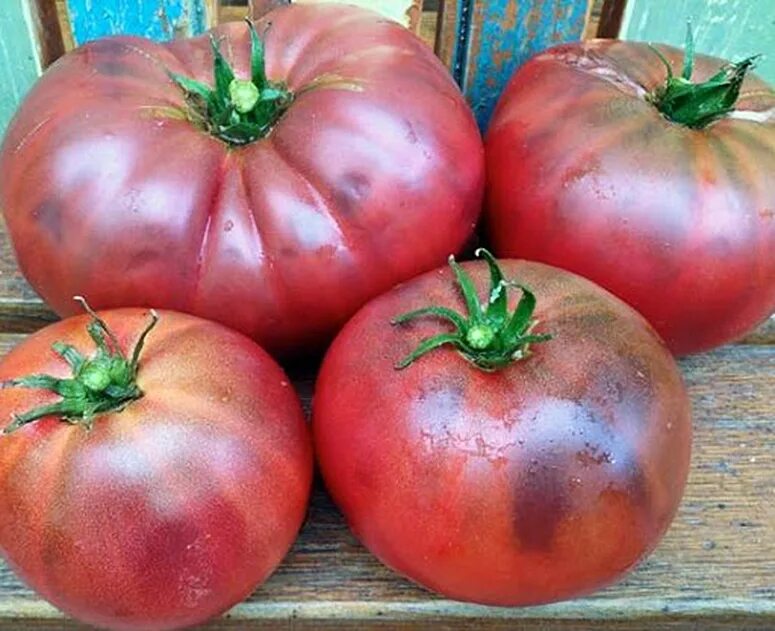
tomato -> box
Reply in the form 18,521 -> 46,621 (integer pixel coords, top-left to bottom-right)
0,4 -> 483,357
313,251 -> 691,605
485,39 -> 775,355
0,306 -> 312,630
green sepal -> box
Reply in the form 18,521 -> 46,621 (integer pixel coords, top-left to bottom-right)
2,301 -> 158,435
647,23 -> 760,129
168,71 -> 213,103
681,22 -> 694,81
394,334 -> 463,370
211,35 -> 235,105
393,250 -> 552,371
168,21 -> 292,146
449,255 -> 483,324
248,20 -> 267,87
391,307 -> 468,333
477,248 -> 508,327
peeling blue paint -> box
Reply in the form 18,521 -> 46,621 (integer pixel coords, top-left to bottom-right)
65,0 -> 211,45
460,0 -> 588,130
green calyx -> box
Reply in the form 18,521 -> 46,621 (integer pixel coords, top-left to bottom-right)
169,20 -> 292,146
392,249 -> 552,371
647,24 -> 759,129
2,298 -> 158,434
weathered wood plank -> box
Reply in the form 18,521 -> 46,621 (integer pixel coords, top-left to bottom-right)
441,0 -> 591,129
293,0 -> 425,32
246,0 -> 289,20
0,0 -> 43,136
0,339 -> 771,628
30,0 -> 66,68
596,0 -> 625,38
619,0 -> 775,84
63,0 -> 217,45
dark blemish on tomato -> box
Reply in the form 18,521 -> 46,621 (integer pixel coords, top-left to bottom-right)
512,455 -> 569,551
95,59 -> 129,77
550,309 -> 619,342
759,208 -> 774,220
33,198 -> 63,241
131,248 -> 161,269
88,39 -> 130,57
333,172 -> 371,215
405,120 -> 418,145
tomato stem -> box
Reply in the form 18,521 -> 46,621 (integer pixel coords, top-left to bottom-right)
168,20 -> 293,146
1,300 -> 158,434
647,23 -> 759,129
392,250 -> 552,371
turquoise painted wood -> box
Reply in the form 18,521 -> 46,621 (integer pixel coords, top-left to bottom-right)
0,0 -> 41,136
447,0 -> 590,130
65,0 -> 213,45
620,0 -> 775,85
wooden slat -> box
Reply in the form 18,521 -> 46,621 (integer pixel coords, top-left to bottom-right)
63,0 -> 217,45
0,339 -> 771,628
435,0 -> 465,78
0,0 -> 43,136
30,0 -> 66,67
618,0 -> 775,84
596,0 -> 625,38
292,0 -> 425,32
247,0 -> 289,20
440,0 -> 592,130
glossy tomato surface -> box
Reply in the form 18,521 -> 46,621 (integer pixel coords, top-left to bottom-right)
0,4 -> 483,357
486,41 -> 775,355
0,310 -> 312,630
314,260 -> 691,605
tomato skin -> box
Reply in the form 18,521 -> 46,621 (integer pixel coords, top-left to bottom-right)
313,260 -> 691,605
0,310 -> 312,630
0,4 -> 483,357
485,40 -> 775,355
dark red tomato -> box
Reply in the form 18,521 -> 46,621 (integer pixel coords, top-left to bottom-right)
485,40 -> 775,355
314,253 -> 691,605
0,308 -> 312,630
0,4 -> 483,357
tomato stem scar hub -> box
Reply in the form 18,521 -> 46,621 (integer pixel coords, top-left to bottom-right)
1,298 -> 159,434
392,249 -> 552,371
229,79 -> 260,113
646,23 -> 759,129
168,19 -> 293,145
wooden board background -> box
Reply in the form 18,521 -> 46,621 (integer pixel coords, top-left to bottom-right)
617,0 -> 775,85
0,1 -> 43,139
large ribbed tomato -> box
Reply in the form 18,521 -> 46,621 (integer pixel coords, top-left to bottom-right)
485,40 -> 775,355
0,308 -> 312,630
314,252 -> 691,605
0,4 -> 483,357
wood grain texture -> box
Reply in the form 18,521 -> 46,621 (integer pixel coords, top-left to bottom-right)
0,336 -> 771,629
596,0 -> 625,37
434,0 -> 467,81
30,0 -> 65,67
619,0 -> 775,84
63,0 -> 216,45
460,0 -> 591,129
0,0 -> 42,136
293,0 -> 424,32
246,0 -> 289,20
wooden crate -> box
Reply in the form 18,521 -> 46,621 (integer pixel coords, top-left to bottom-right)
0,1 -> 772,629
